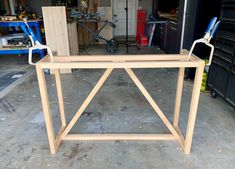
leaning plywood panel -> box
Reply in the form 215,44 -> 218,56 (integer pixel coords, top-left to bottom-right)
42,6 -> 71,73
67,21 -> 79,55
97,7 -> 113,44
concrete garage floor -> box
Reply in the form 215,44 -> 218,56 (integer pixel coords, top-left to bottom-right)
0,46 -> 235,169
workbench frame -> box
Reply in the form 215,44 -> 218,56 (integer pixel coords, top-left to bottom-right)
36,54 -> 205,155
0,20 -> 44,58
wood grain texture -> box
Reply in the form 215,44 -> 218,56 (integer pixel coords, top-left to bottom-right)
173,67 -> 185,126
67,21 -> 79,55
36,64 -> 56,154
63,134 -> 176,140
185,63 -> 205,154
42,6 -> 71,73
78,22 -> 97,46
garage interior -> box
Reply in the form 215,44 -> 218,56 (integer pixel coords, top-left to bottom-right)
0,0 -> 235,168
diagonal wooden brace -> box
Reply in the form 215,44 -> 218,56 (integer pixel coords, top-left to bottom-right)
61,68 -> 113,138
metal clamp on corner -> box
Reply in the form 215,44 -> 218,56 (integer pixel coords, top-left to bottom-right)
21,18 -> 54,65
187,17 -> 220,66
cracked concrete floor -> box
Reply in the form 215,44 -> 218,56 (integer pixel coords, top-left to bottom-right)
0,46 -> 235,169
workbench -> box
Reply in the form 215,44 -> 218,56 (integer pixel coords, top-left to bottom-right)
36,52 -> 205,155
0,20 -> 44,58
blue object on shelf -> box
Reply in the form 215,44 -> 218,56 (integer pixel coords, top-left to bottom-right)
0,20 -> 44,58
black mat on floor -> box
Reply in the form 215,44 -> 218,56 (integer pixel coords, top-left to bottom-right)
0,71 -> 26,92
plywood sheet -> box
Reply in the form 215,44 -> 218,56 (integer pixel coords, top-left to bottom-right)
42,6 -> 71,73
78,22 -> 97,46
67,21 -> 79,55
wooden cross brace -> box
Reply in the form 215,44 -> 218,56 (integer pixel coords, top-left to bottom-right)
35,53 -> 205,155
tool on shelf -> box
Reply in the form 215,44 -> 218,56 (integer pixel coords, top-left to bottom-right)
21,18 -> 53,65
187,17 -> 220,66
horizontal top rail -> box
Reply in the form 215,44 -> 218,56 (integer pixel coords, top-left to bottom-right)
53,54 -> 189,62
36,54 -> 204,69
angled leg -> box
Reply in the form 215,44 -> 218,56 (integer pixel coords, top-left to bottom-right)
36,65 -> 57,154
62,68 -> 113,138
184,63 -> 204,154
54,69 -> 67,126
125,68 -> 180,140
173,68 -> 185,127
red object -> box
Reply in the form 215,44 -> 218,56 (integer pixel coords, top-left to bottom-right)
140,35 -> 148,47
136,9 -> 147,44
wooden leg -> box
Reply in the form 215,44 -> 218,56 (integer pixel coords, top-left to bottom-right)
184,64 -> 204,154
61,68 -> 113,137
36,65 -> 57,154
173,68 -> 185,127
54,69 -> 67,126
125,68 -> 180,140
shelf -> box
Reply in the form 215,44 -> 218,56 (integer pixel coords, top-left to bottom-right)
215,41 -> 234,54
0,47 -> 43,55
0,47 -> 29,50
0,20 -> 43,58
217,30 -> 235,42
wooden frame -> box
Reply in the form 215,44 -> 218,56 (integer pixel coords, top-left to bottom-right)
36,53 -> 205,155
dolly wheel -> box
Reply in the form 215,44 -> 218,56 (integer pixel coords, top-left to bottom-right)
106,39 -> 118,54
211,91 -> 217,98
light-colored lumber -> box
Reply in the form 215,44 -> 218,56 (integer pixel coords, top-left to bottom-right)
36,64 -> 56,154
173,67 -> 185,126
174,125 -> 185,151
184,62 -> 205,154
43,54 -> 200,62
54,69 -> 66,126
67,21 -> 79,55
62,134 -> 176,141
55,126 -> 66,151
54,54 -> 188,62
40,60 -> 202,69
42,6 -> 71,73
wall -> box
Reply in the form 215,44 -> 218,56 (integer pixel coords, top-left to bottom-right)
25,0 -> 52,16
100,0 -> 153,15
138,0 -> 153,16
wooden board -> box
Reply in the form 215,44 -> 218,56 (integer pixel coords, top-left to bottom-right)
67,21 -> 79,55
42,6 -> 71,73
77,0 -> 99,46
97,7 -> 113,44
78,22 -> 97,46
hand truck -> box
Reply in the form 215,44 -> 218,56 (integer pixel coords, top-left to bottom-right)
78,20 -> 118,54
